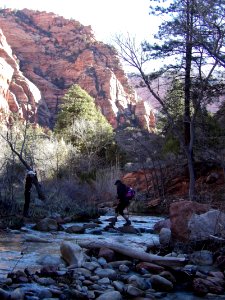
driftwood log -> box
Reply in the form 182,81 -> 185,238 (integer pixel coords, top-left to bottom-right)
78,240 -> 187,267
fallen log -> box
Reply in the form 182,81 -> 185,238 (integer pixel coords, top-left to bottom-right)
78,240 -> 187,267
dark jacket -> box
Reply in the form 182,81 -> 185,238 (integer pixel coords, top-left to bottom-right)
117,182 -> 128,202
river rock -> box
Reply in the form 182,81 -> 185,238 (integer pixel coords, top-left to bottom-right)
159,271 -> 176,284
159,227 -> 171,246
118,264 -> 130,273
83,261 -> 100,271
169,201 -> 210,241
150,274 -> 174,292
96,290 -> 122,300
125,284 -> 144,297
73,268 -> 92,278
153,218 -> 171,232
188,210 -> 225,241
60,241 -> 85,266
94,268 -> 117,280
136,262 -> 164,274
98,247 -> 115,262
33,217 -> 59,232
193,277 -> 224,296
112,280 -> 125,292
65,225 -> 85,234
24,234 -> 52,243
36,254 -> 64,267
128,274 -> 150,290
190,250 -> 214,266
118,226 -> 140,234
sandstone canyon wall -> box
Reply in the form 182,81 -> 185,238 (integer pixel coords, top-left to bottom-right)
0,8 -> 155,131
0,28 -> 42,123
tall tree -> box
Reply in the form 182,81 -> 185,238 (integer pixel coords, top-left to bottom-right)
114,0 -> 224,200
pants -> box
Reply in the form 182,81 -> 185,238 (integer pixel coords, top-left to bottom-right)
115,200 -> 129,216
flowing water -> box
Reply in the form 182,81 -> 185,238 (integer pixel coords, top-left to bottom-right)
0,215 -> 163,277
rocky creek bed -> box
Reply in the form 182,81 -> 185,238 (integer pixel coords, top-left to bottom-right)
0,214 -> 225,299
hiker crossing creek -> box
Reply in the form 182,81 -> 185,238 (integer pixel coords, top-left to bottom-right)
0,215 -> 163,277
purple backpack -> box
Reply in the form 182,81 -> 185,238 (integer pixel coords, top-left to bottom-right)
126,187 -> 135,200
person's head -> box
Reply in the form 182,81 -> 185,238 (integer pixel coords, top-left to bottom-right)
114,179 -> 122,186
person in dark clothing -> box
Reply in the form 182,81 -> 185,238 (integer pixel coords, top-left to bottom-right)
110,179 -> 131,227
23,170 -> 36,217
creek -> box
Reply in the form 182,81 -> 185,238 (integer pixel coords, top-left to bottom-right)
0,214 -> 163,278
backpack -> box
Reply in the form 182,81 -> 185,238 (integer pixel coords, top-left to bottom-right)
126,186 -> 135,200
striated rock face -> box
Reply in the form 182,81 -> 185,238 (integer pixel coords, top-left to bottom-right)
0,8 -> 155,130
0,28 -> 41,123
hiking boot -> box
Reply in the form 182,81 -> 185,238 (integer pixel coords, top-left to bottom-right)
124,220 -> 131,226
109,217 -> 117,227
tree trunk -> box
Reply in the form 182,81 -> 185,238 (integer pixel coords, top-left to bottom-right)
187,151 -> 196,201
32,175 -> 45,200
78,240 -> 186,267
184,0 -> 196,201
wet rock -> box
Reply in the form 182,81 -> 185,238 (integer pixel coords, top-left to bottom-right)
97,257 -> 107,267
36,277 -> 56,285
108,260 -> 132,269
150,274 -> 173,292
189,210 -> 225,241
60,241 -> 85,266
8,270 -> 28,284
96,290 -> 122,300
215,255 -> 225,270
82,261 -> 100,271
117,225 -> 140,234
98,247 -> 115,262
128,274 -> 150,290
0,276 -> 12,285
94,268 -> 117,280
24,234 -> 52,243
190,250 -> 213,266
12,286 -> 52,299
65,225 -> 85,234
90,229 -> 103,235
169,201 -> 209,241
153,218 -> 171,233
112,280 -> 125,292
83,279 -> 93,286
136,262 -> 164,274
194,274 -> 225,296
67,288 -> 89,299
33,217 -> 60,232
83,223 -> 99,229
98,277 -> 111,285
38,265 -> 59,277
118,264 -> 130,273
159,228 -> 171,246
73,268 -> 92,278
125,284 -> 144,297
36,254 -> 64,267
209,271 -> 224,279
192,278 -> 210,296
159,271 -> 176,284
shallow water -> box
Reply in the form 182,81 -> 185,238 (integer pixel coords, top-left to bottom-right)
0,214 -> 163,277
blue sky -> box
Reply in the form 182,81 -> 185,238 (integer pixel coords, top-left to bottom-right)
1,0 -> 159,43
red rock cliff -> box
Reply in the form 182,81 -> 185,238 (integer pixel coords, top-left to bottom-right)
0,27 -> 42,123
0,8 -> 155,131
